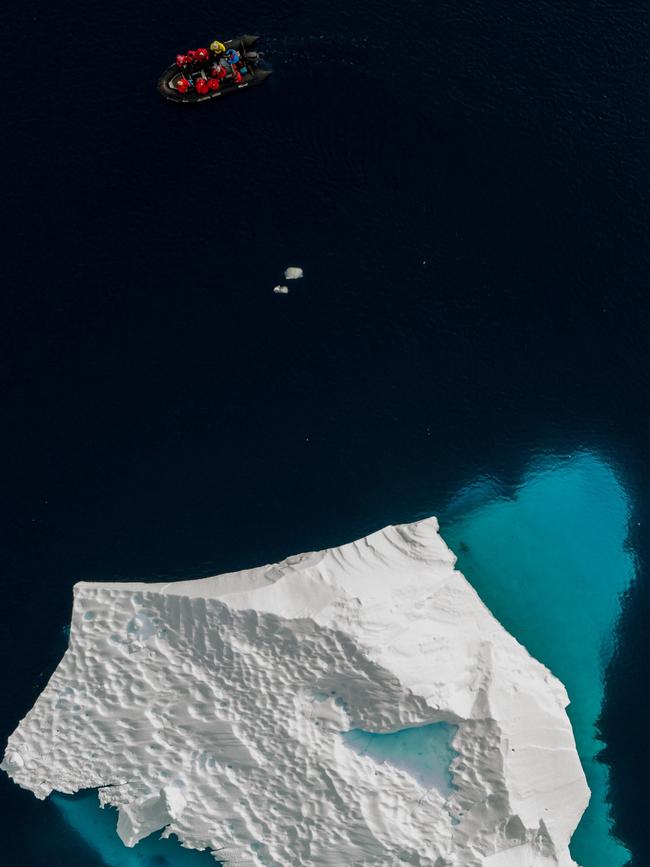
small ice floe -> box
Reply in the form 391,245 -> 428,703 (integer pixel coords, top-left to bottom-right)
284,266 -> 303,280
273,285 -> 289,294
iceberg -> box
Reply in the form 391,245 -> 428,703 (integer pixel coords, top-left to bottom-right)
2,518 -> 589,866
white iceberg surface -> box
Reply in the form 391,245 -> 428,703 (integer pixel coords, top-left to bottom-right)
273,285 -> 289,294
1,518 -> 589,866
284,266 -> 303,279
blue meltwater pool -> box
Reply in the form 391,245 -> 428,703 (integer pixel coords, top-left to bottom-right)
342,722 -> 458,795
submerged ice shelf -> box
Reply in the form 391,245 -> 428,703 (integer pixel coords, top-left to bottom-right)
2,517 -> 589,866
444,451 -> 634,867
53,789 -> 218,867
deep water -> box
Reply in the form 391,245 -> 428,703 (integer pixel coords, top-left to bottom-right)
3,0 -> 650,863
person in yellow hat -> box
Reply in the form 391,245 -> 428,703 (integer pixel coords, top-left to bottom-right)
210,40 -> 226,57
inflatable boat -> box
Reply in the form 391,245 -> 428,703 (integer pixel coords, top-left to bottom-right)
158,34 -> 271,104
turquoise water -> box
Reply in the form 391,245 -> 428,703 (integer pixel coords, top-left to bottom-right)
53,791 -> 217,866
443,450 -> 634,866
341,722 -> 457,794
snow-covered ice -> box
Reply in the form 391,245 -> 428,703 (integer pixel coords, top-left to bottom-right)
273,285 -> 289,294
284,266 -> 303,280
1,517 -> 589,866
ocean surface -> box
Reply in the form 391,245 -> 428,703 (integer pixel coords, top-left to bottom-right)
2,0 -> 650,864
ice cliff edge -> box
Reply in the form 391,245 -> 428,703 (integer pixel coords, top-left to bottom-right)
2,517 -> 589,866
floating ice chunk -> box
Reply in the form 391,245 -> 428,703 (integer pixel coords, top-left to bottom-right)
284,266 -> 303,280
273,285 -> 289,294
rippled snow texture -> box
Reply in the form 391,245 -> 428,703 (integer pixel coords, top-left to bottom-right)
2,518 -> 588,866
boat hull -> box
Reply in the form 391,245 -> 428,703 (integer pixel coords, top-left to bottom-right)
157,35 -> 271,104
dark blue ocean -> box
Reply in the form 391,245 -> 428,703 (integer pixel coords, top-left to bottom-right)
2,0 -> 650,864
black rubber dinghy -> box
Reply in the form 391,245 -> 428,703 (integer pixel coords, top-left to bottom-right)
158,35 -> 271,104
